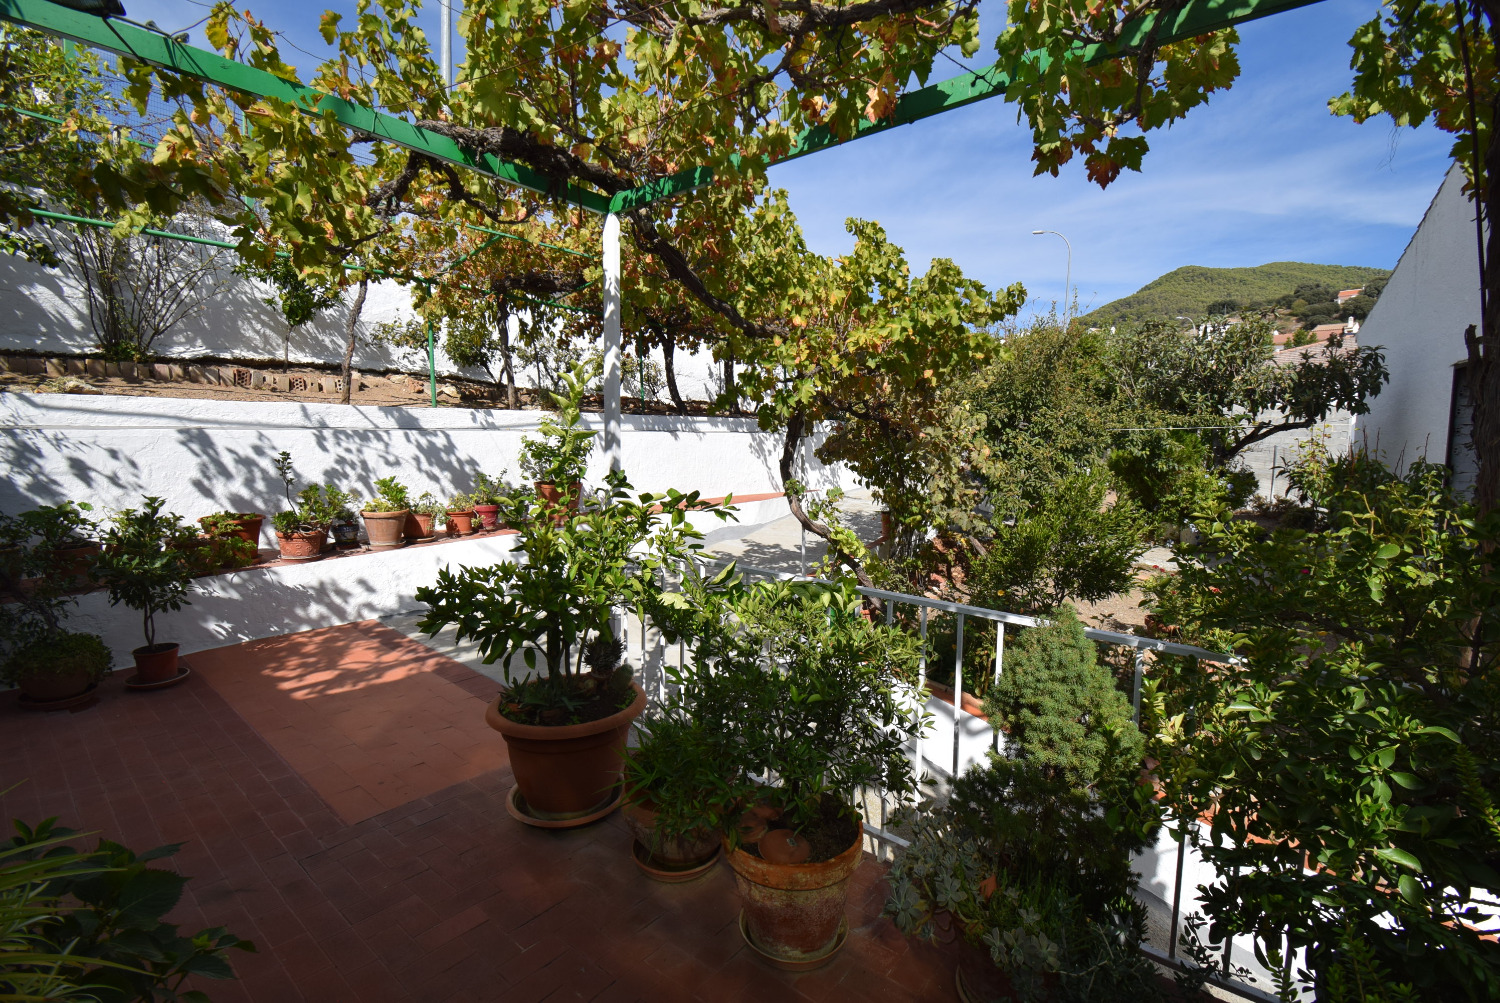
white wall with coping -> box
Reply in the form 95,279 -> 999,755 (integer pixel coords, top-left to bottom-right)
1360,164 -> 1485,474
0,228 -> 727,399
0,392 -> 852,531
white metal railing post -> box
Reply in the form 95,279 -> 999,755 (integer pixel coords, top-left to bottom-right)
951,613 -> 966,777
602,213 -> 622,472
992,624 -> 1005,752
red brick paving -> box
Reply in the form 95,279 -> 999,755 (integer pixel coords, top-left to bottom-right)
190,622 -> 505,824
1,627 -> 962,1002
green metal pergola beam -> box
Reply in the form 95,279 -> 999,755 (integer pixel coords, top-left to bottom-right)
771,0 -> 1328,165
0,0 -> 675,214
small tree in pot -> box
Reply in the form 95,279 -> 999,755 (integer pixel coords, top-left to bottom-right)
271,451 -> 351,562
519,361 -> 597,518
93,497 -> 197,686
415,467 -> 733,826
660,576 -> 925,968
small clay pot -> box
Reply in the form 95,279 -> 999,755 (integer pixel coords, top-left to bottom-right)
132,642 -> 179,684
621,799 -> 722,878
201,513 -> 263,546
759,829 -> 812,865
446,510 -> 476,535
473,504 -> 501,531
404,511 -> 435,541
361,510 -> 408,550
534,482 -> 582,523
275,529 -> 327,563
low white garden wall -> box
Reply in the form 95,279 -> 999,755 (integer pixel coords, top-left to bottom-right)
0,392 -> 851,524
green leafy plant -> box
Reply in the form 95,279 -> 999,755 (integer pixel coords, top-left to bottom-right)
92,498 -> 196,651
518,361 -> 598,487
446,492 -> 475,513
410,493 -> 445,520
470,472 -> 515,506
196,514 -> 257,569
886,609 -> 1160,1001
271,453 -> 353,534
2,630 -> 111,687
363,477 -> 411,514
1142,449 -> 1500,998
17,502 -> 99,551
3,816 -> 255,1002
416,468 -> 733,725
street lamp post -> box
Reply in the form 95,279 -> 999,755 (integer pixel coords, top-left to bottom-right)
1032,229 -> 1072,324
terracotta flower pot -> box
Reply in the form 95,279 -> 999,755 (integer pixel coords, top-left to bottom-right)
484,682 -> 646,821
404,511 -> 435,541
534,482 -> 582,523
18,667 -> 94,703
622,798 -> 721,877
275,528 -> 327,563
132,642 -> 179,684
446,510 -> 476,535
473,504 -> 501,531
726,815 -> 864,969
927,680 -> 988,719
201,513 -> 263,546
361,510 -> 408,550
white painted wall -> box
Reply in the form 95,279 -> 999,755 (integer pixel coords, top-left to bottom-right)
0,392 -> 851,534
0,226 -> 728,399
1360,165 -> 1485,477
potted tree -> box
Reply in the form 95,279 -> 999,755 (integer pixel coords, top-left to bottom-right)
445,492 -> 477,536
415,462 -> 734,828
884,608 -> 1162,1000
519,362 -> 597,518
272,485 -> 350,562
406,492 -> 443,542
361,477 -> 410,550
93,497 -> 197,687
661,576 -> 925,970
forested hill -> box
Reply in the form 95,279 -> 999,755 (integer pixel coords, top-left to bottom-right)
1081,262 -> 1392,326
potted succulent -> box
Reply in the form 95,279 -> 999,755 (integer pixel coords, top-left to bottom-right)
416,460 -> 734,827
445,492 -> 477,536
361,476 -> 410,550
271,452 -> 351,562
197,510 -> 264,549
406,492 -> 443,541
664,576 -> 924,970
93,497 -> 197,686
884,608 -> 1161,1000
519,361 -> 597,518
470,471 -> 513,531
18,502 -> 100,588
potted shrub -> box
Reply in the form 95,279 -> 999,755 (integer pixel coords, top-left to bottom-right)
18,502 -> 100,588
272,485 -> 350,562
470,472 -> 513,531
406,492 -> 443,541
93,497 -> 197,686
622,710 -> 726,881
415,466 -> 733,827
884,608 -> 1162,1000
3,630 -> 112,704
660,576 -> 924,969
361,476 -> 410,550
445,492 -> 477,536
197,510 -> 264,548
0,530 -> 112,706
519,362 -> 596,518
196,513 -> 259,570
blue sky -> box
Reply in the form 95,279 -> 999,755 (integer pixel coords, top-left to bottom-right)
129,0 -> 1455,316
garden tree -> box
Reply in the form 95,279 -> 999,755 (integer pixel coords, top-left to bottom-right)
1144,450 -> 1500,998
233,255 -> 343,373
994,0 -> 1497,507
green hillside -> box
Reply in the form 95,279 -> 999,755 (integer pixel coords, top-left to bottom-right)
1081,262 -> 1392,326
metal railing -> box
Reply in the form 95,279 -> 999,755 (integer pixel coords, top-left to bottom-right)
617,556 -> 1282,1000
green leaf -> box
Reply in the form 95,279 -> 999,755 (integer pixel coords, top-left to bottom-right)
1375,846 -> 1422,872
1397,873 -> 1422,904
1375,543 -> 1400,560
1389,772 -> 1421,789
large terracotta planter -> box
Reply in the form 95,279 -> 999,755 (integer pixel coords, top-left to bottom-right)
404,512 -> 436,541
132,643 -> 180,684
726,816 -> 864,969
361,510 -> 408,550
18,668 -> 94,703
485,682 -> 646,822
275,529 -> 327,563
446,510 -> 476,535
474,504 -> 501,531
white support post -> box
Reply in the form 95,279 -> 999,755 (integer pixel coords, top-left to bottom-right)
602,212 -> 623,471
440,0 -> 453,89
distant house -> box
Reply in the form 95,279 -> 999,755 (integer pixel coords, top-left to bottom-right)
1359,164 -> 1485,494
1336,288 -> 1363,305
1272,318 -> 1360,346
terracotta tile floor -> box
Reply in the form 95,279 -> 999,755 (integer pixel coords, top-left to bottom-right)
0,626 -> 962,1002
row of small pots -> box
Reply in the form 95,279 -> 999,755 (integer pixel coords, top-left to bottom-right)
484,684 -> 862,972
275,505 -> 506,563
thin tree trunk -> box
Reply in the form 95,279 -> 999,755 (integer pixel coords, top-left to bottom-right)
340,278 -> 368,405
724,354 -> 737,415
660,330 -> 687,414
501,311 -> 520,409
778,412 -> 875,589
